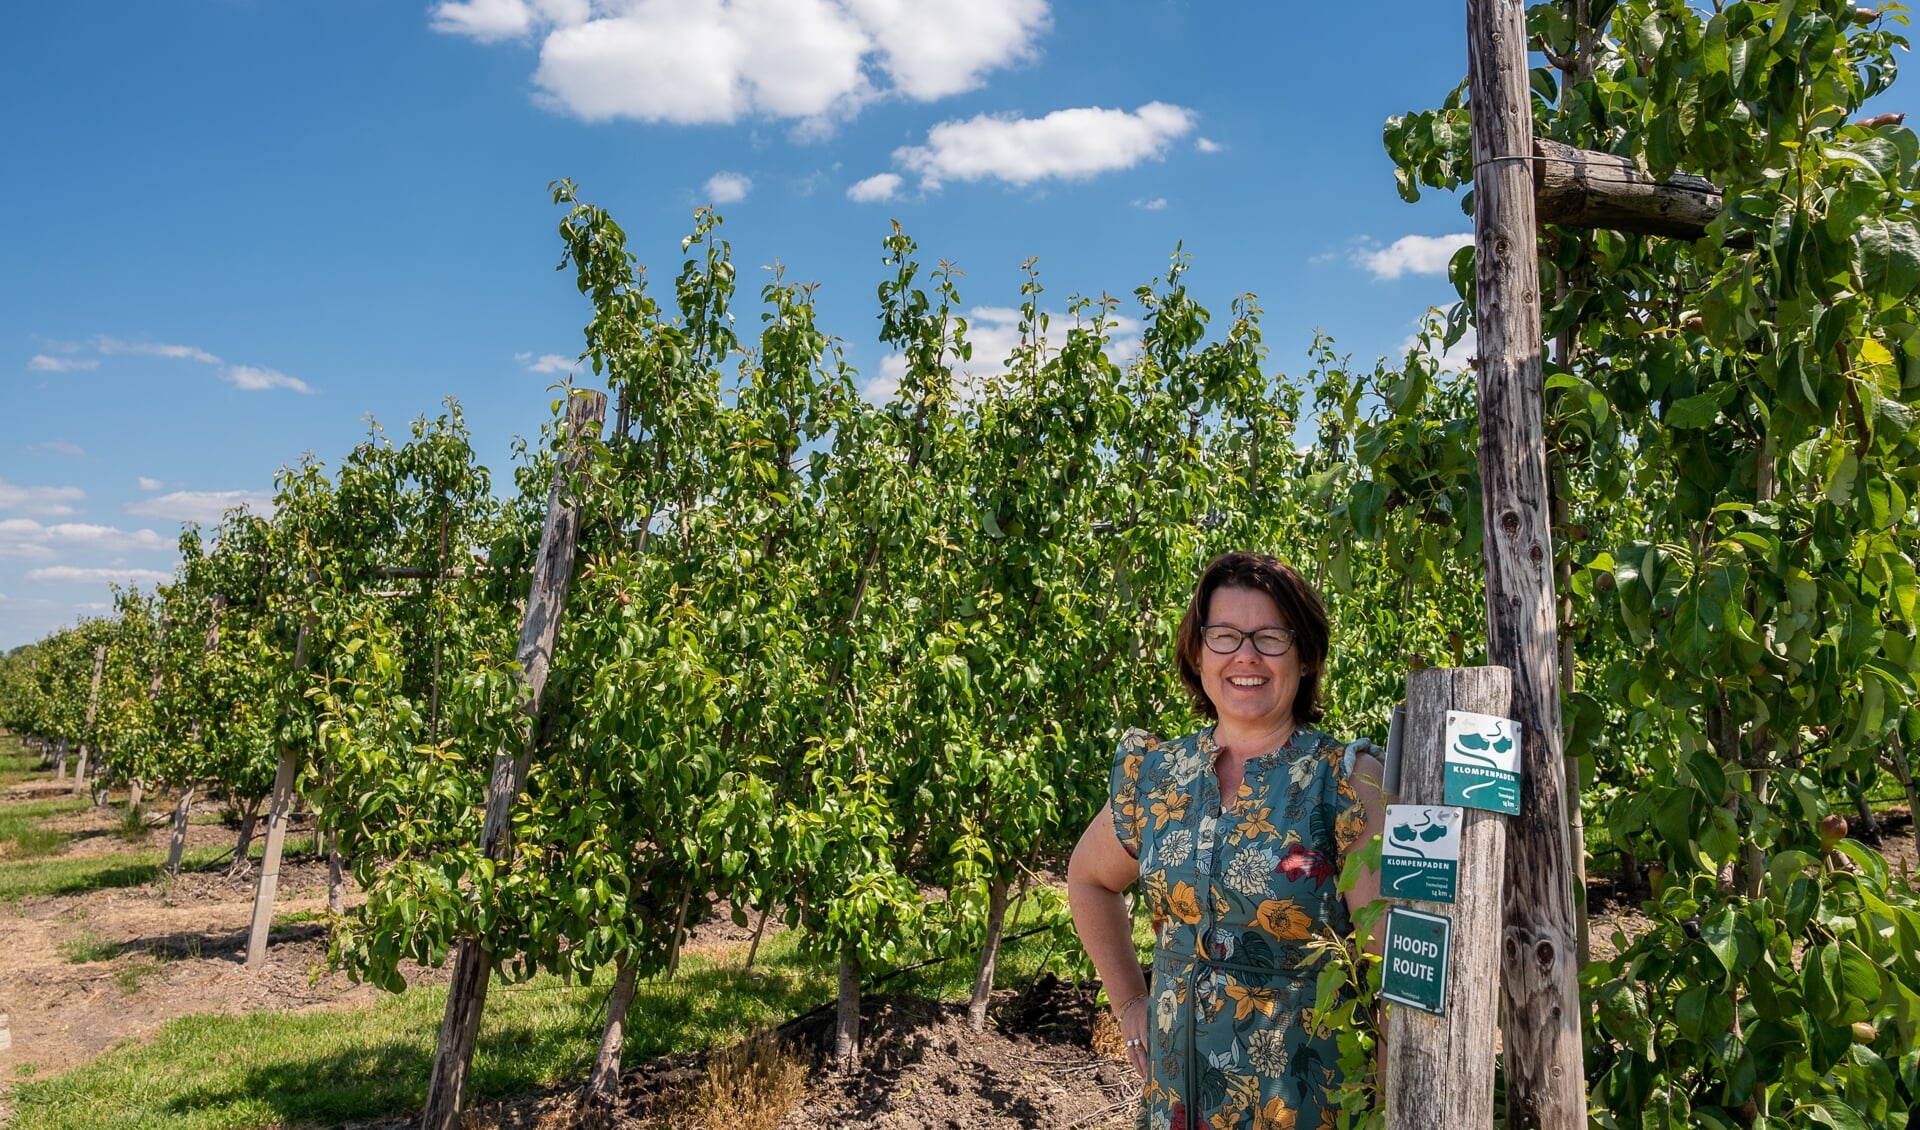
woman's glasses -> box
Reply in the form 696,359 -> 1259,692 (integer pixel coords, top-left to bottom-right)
1201,625 -> 1297,657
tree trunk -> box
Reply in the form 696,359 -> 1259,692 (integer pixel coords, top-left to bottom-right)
834,945 -> 861,1072
421,389 -> 604,1130
967,875 -> 1010,1031
70,745 -> 90,793
1847,773 -> 1884,845
582,957 -> 640,1115
54,740 -> 67,780
166,784 -> 196,875
128,778 -> 144,810
665,880 -> 694,980
1888,734 -> 1920,862
71,644 -> 106,798
327,829 -> 345,916
1468,0 -> 1587,1123
229,792 -> 265,877
744,905 -> 772,974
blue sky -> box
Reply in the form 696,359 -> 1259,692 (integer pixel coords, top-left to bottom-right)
3,0 -> 1489,649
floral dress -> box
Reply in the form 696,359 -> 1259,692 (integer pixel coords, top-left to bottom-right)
1110,726 -> 1369,1130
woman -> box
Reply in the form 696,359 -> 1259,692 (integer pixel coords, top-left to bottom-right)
1068,551 -> 1385,1130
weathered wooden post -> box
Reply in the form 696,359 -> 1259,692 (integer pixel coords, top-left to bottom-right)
421,388 -> 605,1130
1467,0 -> 1588,1124
71,643 -> 106,796
246,615 -> 310,969
1383,667 -> 1510,1130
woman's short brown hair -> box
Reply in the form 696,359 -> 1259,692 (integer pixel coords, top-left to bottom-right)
1174,551 -> 1330,724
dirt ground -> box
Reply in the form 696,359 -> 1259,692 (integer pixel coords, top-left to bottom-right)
3,766 -> 1917,1129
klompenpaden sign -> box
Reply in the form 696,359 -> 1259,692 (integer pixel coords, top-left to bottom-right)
1380,803 -> 1462,903
1442,709 -> 1521,815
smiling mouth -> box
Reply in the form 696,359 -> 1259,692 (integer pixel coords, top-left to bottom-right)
1227,676 -> 1268,687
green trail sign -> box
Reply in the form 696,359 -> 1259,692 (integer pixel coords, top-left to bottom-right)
1381,906 -> 1452,1015
1442,709 -> 1521,814
1380,804 -> 1462,903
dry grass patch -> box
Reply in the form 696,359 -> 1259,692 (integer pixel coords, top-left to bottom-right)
648,1031 -> 808,1130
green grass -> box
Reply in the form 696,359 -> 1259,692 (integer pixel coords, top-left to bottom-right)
1,898 -> 1092,1130
0,731 -> 52,787
0,845 -> 228,905
59,929 -> 120,964
0,796 -> 88,861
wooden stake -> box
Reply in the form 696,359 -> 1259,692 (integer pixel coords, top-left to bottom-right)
1467,1 -> 1587,1124
1384,666 -> 1510,1130
71,644 -> 106,797
420,388 -> 606,1130
246,618 -> 310,968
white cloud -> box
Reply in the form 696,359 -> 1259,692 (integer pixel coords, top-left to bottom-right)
0,519 -> 172,560
443,0 -> 1048,126
1195,136 -> 1223,153
0,480 -> 86,517
847,172 -> 902,202
430,0 -> 590,41
1133,197 -> 1168,211
704,171 -> 752,204
26,566 -> 174,587
1357,233 -> 1474,280
519,353 -> 579,374
226,365 -> 314,393
28,354 -> 98,373
125,490 -> 272,526
137,476 -> 165,491
33,440 -> 86,457
97,337 -> 222,365
1398,320 -> 1478,373
861,305 -> 1142,402
895,102 -> 1195,189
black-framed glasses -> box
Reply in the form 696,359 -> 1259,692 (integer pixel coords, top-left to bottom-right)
1201,625 -> 1297,657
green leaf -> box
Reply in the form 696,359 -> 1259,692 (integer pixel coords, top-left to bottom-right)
1665,392 -> 1723,429
1854,217 -> 1920,300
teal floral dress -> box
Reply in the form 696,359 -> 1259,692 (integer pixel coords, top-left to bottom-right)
1109,727 -> 1369,1130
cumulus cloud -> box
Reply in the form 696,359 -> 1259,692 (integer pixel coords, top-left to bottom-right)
438,0 -> 1048,126
226,365 -> 314,393
28,354 -> 98,373
125,490 -> 272,526
1357,233 -> 1474,280
704,171 -> 752,203
0,519 -> 172,560
97,337 -> 223,365
846,172 -> 902,202
1399,323 -> 1478,373
0,480 -> 86,517
516,352 -> 580,375
1195,136 -> 1223,153
860,304 -> 1142,401
138,477 -> 165,491
894,102 -> 1195,189
26,565 -> 174,587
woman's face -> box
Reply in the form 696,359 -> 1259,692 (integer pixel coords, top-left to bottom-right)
1198,585 -> 1304,734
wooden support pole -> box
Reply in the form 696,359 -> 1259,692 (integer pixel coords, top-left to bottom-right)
420,388 -> 606,1130
1384,666 -> 1510,1130
1466,1 -> 1588,1126
1532,139 -> 1722,239
72,644 -> 106,797
246,618 -> 310,968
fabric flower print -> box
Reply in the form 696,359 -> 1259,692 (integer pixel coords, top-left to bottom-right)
1226,846 -> 1280,897
1248,1024 -> 1292,1076
1160,828 -> 1194,868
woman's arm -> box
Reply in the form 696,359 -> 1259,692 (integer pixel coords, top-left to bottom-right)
1344,751 -> 1388,957
1068,803 -> 1150,1078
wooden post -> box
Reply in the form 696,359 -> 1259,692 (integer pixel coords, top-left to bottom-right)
1384,667 -> 1510,1130
420,388 -> 606,1130
1467,1 -> 1588,1125
246,619 -> 309,968
1532,139 -> 1722,239
72,644 -> 106,797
